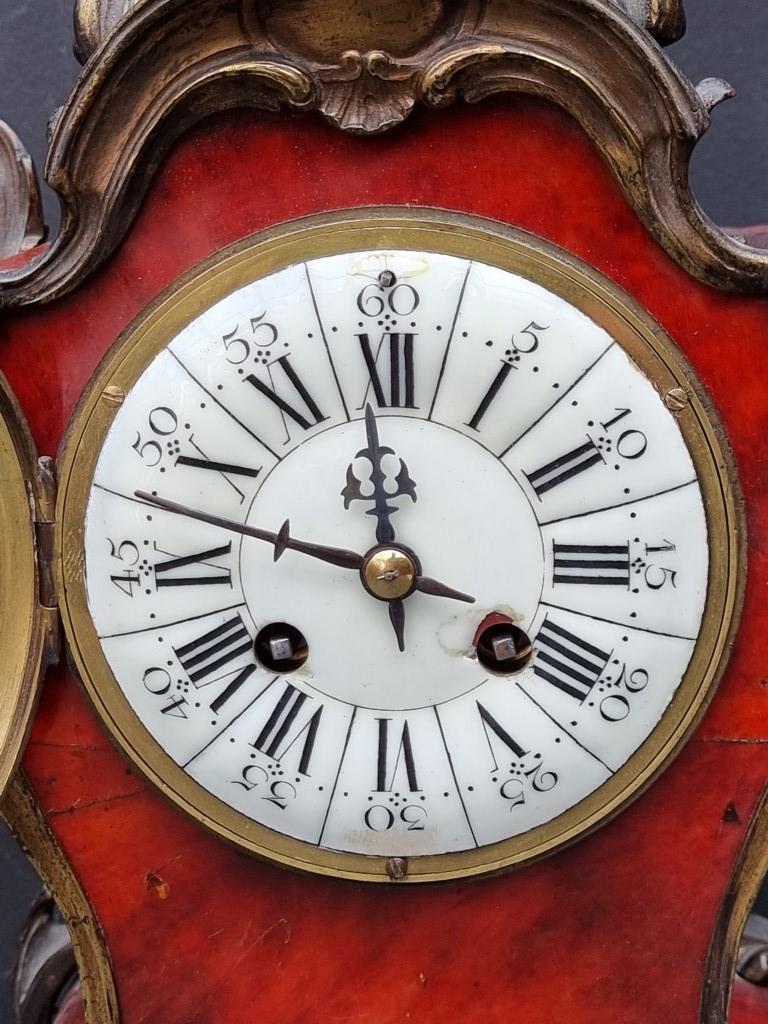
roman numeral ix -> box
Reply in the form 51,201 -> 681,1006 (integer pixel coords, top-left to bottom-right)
154,542 -> 232,588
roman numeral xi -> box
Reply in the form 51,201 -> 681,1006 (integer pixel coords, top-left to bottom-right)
245,354 -> 327,431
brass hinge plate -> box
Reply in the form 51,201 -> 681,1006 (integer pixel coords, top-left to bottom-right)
32,455 -> 61,668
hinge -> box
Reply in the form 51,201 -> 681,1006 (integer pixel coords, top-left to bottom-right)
32,455 -> 61,667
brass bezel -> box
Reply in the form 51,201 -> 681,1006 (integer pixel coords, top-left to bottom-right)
0,372 -> 45,798
55,208 -> 743,883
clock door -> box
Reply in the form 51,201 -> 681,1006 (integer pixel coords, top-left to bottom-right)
0,370 -> 53,797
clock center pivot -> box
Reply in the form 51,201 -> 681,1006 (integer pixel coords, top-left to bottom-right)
361,547 -> 418,601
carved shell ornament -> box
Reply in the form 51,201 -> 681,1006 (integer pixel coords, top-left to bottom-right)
0,0 -> 766,308
315,51 -> 420,135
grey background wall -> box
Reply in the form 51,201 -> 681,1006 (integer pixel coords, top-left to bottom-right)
0,2 -> 767,1021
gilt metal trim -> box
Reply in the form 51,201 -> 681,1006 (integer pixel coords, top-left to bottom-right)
1,773 -> 120,1024
0,122 -> 44,261
702,785 -> 768,1023
1,0 -> 768,306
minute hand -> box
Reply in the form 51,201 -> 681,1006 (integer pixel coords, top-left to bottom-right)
134,491 -> 363,570
133,491 -> 475,604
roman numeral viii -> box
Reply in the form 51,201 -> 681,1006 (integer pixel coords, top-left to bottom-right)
553,543 -> 630,586
534,617 -> 610,701
174,613 -> 256,715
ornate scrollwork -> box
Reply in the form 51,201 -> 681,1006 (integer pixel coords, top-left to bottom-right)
2,0 -> 768,307
74,0 -> 147,61
612,0 -> 685,44
0,122 -> 44,260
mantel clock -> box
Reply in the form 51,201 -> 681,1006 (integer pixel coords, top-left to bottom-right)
0,2 -> 766,1022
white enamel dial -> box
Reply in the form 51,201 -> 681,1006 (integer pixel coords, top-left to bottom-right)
61,214 -> 737,881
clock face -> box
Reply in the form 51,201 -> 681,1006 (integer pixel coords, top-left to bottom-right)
56,211 -> 739,882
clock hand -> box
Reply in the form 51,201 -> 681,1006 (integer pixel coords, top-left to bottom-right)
135,491 -> 363,570
364,402 -> 397,545
389,600 -> 406,653
414,576 -> 475,604
341,403 -> 417,545
134,491 -> 475,605
341,404 -> 420,652
364,404 -> 405,649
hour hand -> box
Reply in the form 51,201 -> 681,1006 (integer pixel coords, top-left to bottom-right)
341,404 -> 416,544
389,600 -> 406,653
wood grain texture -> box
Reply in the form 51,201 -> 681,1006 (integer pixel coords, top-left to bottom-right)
1,96 -> 767,1022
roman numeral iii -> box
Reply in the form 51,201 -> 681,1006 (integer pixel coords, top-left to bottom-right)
552,543 -> 630,586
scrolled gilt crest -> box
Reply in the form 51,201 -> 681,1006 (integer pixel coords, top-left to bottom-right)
3,0 -> 768,307
0,122 -> 44,260
246,0 -> 463,135
613,0 -> 685,44
74,0 -> 148,61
